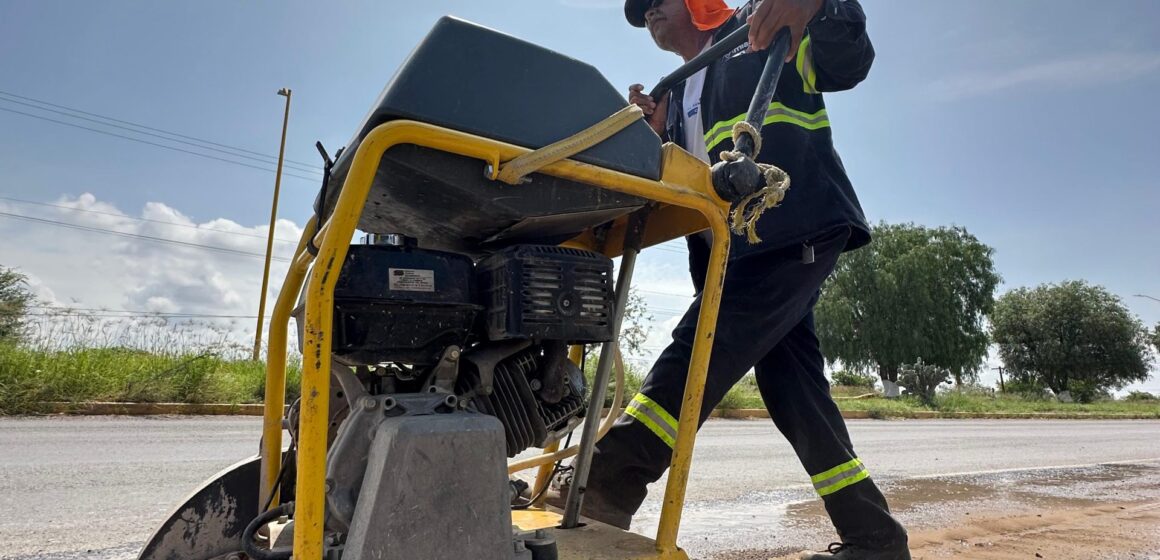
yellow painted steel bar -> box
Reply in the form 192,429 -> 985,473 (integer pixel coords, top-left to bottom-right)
568,344 -> 584,365
291,119 -> 731,559
653,220 -> 730,554
293,136 -> 395,556
259,216 -> 318,510
530,442 -> 560,506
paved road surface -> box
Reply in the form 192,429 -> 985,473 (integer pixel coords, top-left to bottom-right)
1,417 -> 1158,559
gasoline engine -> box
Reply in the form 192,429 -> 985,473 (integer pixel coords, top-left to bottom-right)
275,234 -> 613,559
318,233 -> 610,454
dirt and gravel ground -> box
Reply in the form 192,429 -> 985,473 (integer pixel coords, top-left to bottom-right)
705,463 -> 1160,559
1,417 -> 1158,559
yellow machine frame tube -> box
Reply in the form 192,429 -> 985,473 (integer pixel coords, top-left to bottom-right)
655,219 -> 729,554
259,216 -> 318,509
287,120 -> 731,559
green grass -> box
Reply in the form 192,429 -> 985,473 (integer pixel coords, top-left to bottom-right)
836,396 -> 929,418
717,374 -> 761,409
708,383 -> 1160,418
0,342 -> 301,414
2,338 -> 1157,418
932,391 -> 1160,416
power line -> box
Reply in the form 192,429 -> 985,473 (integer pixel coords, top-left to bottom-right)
26,305 -> 265,319
0,89 -> 322,169
643,245 -> 685,255
0,195 -> 295,246
637,288 -> 694,299
1,206 -> 690,304
26,311 -> 259,319
0,106 -> 321,184
0,95 -> 322,176
0,210 -> 292,262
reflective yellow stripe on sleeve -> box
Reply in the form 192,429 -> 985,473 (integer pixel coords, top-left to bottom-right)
796,34 -> 818,94
704,103 -> 830,152
625,392 -> 678,448
811,458 -> 870,497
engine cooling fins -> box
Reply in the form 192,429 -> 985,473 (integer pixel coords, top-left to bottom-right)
458,344 -> 587,457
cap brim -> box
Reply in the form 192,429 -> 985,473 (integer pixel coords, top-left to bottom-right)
624,0 -> 650,27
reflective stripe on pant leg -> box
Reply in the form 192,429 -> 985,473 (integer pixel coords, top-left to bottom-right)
811,458 -> 870,497
624,392 -> 678,448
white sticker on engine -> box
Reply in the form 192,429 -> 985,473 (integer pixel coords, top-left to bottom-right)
388,268 -> 435,292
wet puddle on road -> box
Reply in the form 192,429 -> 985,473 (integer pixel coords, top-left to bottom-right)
630,461 -> 1160,559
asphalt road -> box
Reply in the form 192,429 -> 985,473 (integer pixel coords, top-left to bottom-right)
1,417 -> 1158,559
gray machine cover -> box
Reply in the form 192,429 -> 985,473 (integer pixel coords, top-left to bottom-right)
344,408 -> 513,559
321,16 -> 662,256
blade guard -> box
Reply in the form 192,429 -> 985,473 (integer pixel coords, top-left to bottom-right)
137,455 -> 292,560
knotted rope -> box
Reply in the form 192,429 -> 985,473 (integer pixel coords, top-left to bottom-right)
717,121 -> 790,244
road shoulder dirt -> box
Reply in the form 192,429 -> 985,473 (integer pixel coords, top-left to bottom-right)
899,500 -> 1160,559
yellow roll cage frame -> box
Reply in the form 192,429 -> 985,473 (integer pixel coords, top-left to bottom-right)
259,120 -> 733,559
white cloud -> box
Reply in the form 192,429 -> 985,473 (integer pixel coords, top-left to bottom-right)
926,51 -> 1160,101
20,271 -> 60,306
0,192 -> 303,354
4,193 -> 707,365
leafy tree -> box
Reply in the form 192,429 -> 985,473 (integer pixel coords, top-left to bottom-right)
0,266 -> 35,343
618,286 -> 653,358
1001,377 -> 1048,397
1152,323 -> 1160,354
815,223 -> 1000,392
990,281 -> 1153,403
1125,391 -> 1156,402
897,359 -> 950,406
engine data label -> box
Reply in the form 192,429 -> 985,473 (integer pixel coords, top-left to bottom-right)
388,268 -> 435,292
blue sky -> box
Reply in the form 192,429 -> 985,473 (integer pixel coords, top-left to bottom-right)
1,0 -> 1158,392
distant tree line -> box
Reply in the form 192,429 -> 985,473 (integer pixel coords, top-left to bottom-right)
815,223 -> 1156,403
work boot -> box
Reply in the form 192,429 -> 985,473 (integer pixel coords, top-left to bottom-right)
542,466 -> 633,530
800,541 -> 911,560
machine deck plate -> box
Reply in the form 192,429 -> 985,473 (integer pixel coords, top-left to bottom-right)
512,508 -> 689,560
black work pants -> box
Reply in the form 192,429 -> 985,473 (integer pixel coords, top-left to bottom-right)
586,226 -> 907,547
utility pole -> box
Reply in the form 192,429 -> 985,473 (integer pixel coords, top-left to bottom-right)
991,366 -> 1005,392
253,87 -> 292,361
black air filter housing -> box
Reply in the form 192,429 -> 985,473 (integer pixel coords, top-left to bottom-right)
326,244 -> 482,365
478,245 -> 614,343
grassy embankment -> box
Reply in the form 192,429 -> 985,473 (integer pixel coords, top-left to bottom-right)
3,342 -> 1157,417
717,377 -> 1160,417
0,343 -> 302,414
1,312 -> 1156,417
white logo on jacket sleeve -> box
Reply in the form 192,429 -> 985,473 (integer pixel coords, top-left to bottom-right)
727,42 -> 751,59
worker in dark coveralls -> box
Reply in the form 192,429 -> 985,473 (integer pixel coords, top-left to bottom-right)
552,0 -> 910,558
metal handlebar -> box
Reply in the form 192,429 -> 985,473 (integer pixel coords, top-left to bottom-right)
647,23 -> 753,102
734,28 -> 791,158
642,24 -> 793,202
